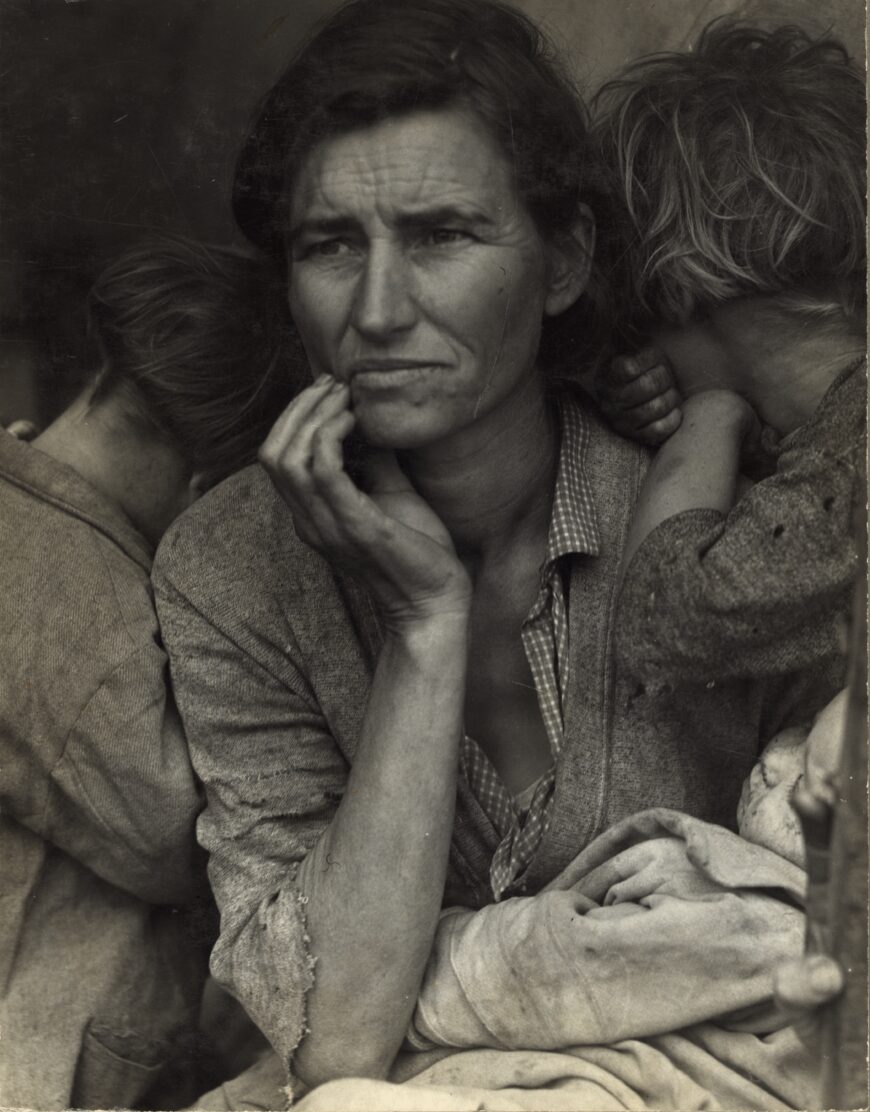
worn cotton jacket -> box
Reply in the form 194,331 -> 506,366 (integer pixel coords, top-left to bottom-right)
0,431 -> 208,1110
153,392 -> 842,1075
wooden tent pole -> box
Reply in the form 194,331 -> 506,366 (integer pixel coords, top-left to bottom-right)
820,489 -> 868,1109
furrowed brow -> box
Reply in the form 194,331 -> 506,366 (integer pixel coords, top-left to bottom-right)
287,216 -> 359,243
395,206 -> 494,231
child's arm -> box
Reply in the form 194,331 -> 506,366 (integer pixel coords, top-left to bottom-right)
621,390 -> 755,572
616,370 -> 863,686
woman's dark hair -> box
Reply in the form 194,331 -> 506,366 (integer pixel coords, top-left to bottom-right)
232,0 -> 612,371
87,238 -> 301,487
591,19 -> 867,341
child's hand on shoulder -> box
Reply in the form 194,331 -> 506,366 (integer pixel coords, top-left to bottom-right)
597,347 -> 683,446
597,346 -> 763,458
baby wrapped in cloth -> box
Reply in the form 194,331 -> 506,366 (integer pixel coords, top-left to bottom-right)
296,697 -> 842,1111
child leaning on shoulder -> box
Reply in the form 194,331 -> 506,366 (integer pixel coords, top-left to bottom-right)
590,20 -> 865,719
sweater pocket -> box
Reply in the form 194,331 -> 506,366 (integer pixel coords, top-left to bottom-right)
70,1023 -> 171,1110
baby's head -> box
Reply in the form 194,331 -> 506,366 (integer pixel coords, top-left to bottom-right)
738,692 -> 848,866
737,726 -> 807,866
591,19 -> 866,339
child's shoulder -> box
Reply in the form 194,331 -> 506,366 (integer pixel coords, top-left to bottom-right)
778,356 -> 866,462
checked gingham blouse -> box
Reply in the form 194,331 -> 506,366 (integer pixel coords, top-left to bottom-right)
460,400 -> 600,899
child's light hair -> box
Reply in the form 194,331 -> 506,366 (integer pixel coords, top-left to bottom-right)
591,20 -> 866,335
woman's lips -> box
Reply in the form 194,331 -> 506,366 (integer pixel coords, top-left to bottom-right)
348,362 -> 448,388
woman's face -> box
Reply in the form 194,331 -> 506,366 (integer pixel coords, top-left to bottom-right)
285,107 -> 587,450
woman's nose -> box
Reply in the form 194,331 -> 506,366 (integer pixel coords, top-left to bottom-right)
351,242 -> 416,339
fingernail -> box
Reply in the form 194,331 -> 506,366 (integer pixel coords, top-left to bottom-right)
313,373 -> 332,386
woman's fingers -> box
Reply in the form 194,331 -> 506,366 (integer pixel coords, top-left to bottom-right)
259,376 -> 347,470
265,393 -> 399,554
260,373 -> 334,446
365,459 -> 456,556
260,382 -> 351,496
258,377 -> 356,547
310,409 -> 358,485
306,411 -> 388,538
258,376 -> 468,620
774,955 -> 844,1042
777,955 -> 845,1007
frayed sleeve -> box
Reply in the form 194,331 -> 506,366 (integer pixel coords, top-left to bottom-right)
153,566 -> 348,1068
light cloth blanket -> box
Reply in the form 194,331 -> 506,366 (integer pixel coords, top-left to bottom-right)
407,809 -> 805,1051
295,809 -> 814,1111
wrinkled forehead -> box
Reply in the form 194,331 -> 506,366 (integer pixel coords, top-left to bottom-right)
289,108 -> 514,217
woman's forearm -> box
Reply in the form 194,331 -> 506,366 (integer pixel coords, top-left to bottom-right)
292,610 -> 470,1087
622,390 -> 754,572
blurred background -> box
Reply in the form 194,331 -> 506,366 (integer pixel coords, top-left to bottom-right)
0,0 -> 863,425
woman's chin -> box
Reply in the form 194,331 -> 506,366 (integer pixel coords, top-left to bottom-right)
351,399 -> 465,452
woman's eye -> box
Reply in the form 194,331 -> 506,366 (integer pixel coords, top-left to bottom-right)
305,239 -> 351,258
426,228 -> 470,247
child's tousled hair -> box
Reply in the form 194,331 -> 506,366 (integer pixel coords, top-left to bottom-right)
591,19 -> 866,338
87,238 -> 302,488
